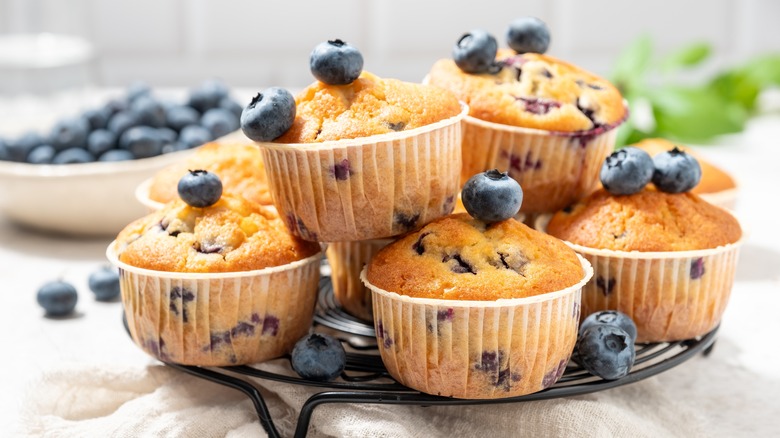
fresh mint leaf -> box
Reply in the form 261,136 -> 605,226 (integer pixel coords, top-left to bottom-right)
611,35 -> 652,92
650,87 -> 747,142
660,42 -> 711,72
709,70 -> 762,112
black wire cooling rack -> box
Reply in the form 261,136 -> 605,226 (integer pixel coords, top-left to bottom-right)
124,275 -> 718,438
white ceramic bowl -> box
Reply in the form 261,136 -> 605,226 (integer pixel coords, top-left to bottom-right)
0,149 -> 195,236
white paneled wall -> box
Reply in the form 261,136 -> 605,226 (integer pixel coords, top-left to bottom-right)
0,0 -> 778,91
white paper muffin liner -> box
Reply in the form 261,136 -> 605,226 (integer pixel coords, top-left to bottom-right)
107,242 -> 323,366
326,238 -> 394,321
535,214 -> 744,342
361,255 -> 593,399
255,104 -> 468,242
460,115 -> 623,215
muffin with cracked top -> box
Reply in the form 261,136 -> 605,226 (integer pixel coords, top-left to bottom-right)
362,212 -> 593,399
109,188 -> 323,366
249,39 -> 467,242
428,29 -> 628,215
540,187 -> 743,342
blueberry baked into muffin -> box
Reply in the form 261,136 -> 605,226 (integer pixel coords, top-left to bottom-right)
427,18 -> 627,215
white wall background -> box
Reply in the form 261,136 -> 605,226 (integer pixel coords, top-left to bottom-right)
0,0 -> 778,91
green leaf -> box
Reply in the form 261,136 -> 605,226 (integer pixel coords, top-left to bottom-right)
610,35 -> 653,92
649,86 -> 748,143
741,54 -> 780,86
660,42 -> 712,72
709,70 -> 762,112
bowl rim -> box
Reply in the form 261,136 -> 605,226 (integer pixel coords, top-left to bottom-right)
0,147 -> 195,178
254,102 -> 469,152
134,177 -> 166,211
360,254 -> 593,307
106,240 -> 325,279
534,210 -> 747,259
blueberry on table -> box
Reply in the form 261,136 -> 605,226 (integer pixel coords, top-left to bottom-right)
506,17 -> 551,54
576,324 -> 635,380
579,310 -> 638,342
599,146 -> 654,195
88,266 -> 121,302
452,29 -> 498,74
310,39 -> 364,85
178,169 -> 223,208
652,147 -> 702,193
52,148 -> 95,164
26,145 -> 57,164
98,149 -> 135,162
461,169 -> 523,223
240,88 -> 296,142
119,126 -> 164,159
179,125 -> 213,149
291,333 -> 346,382
37,280 -> 78,317
201,108 -> 239,138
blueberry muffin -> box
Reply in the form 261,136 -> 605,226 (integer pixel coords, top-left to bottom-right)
362,213 -> 593,399
542,188 -> 743,342
427,49 -> 627,214
141,141 -> 272,210
109,194 -> 323,366
256,71 -> 467,242
632,138 -> 738,209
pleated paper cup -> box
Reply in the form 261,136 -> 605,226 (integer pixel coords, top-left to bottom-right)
535,214 -> 744,343
461,114 -> 624,215
361,255 -> 593,399
134,177 -> 165,212
107,242 -> 323,366
326,238 -> 393,321
255,104 -> 467,242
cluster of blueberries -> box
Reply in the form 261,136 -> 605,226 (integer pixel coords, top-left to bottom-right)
0,79 -> 242,165
37,266 -> 120,317
453,17 -> 550,74
600,146 -> 702,195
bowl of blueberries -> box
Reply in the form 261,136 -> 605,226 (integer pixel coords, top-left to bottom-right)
0,79 -> 245,236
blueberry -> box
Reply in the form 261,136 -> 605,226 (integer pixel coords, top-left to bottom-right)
179,125 -> 213,148
131,95 -> 167,128
87,129 -> 117,156
157,127 -> 178,144
125,80 -> 152,102
161,142 -> 189,154
98,149 -> 135,162
88,266 -> 121,301
576,324 -> 635,380
452,29 -> 498,74
103,97 -> 129,116
107,111 -> 141,138
240,88 -> 296,142
82,107 -> 110,131
26,144 -> 57,164
52,148 -> 95,164
6,131 -> 44,162
187,79 -> 230,113
177,169 -> 222,207
166,105 -> 201,132
49,117 -> 90,151
652,147 -> 702,193
219,97 -> 244,119
461,169 -> 523,223
0,138 -> 8,161
599,147 -> 654,195
119,126 -> 163,159
37,280 -> 78,317
290,333 -> 346,381
309,39 -> 364,85
579,310 -> 638,342
506,17 -> 551,54
201,108 -> 239,138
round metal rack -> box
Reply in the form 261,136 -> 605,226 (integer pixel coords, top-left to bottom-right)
125,276 -> 718,438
